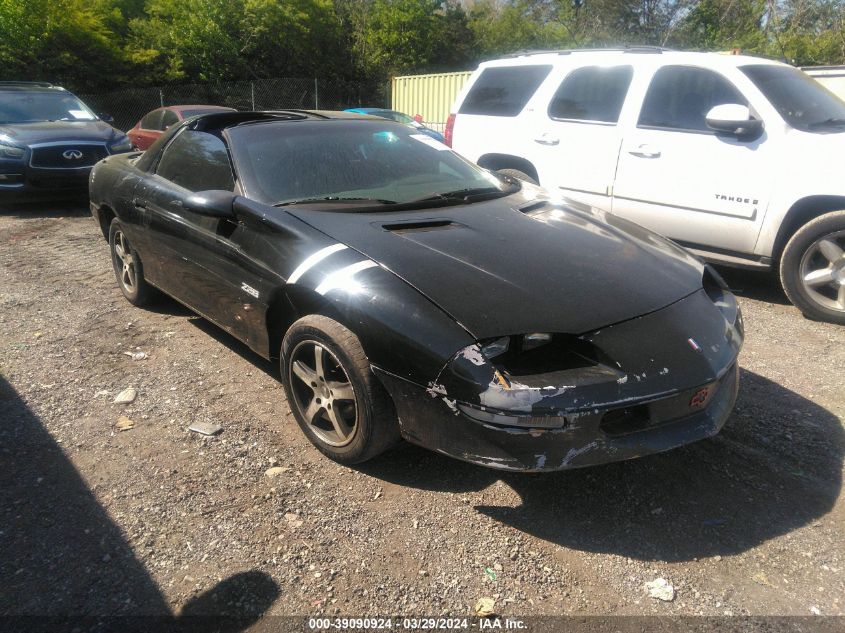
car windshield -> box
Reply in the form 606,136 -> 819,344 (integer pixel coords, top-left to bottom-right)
0,91 -> 98,124
226,119 -> 513,207
740,64 -> 845,132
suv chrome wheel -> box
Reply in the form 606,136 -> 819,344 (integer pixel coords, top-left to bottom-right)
799,230 -> 845,313
288,340 -> 358,447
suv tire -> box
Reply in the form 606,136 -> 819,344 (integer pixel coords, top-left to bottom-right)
496,169 -> 538,185
780,210 -> 845,324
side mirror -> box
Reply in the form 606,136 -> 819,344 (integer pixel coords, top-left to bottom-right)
100,113 -> 115,124
705,104 -> 763,138
184,190 -> 236,218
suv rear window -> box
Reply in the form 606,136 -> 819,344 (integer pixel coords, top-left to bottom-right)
459,65 -> 552,117
548,65 -> 633,123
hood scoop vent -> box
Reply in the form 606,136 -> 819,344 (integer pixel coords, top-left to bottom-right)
382,219 -> 459,234
517,200 -> 551,214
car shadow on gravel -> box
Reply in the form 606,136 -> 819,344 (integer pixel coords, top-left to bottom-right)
0,199 -> 90,218
714,265 -> 790,306
361,368 -> 842,563
0,375 -> 279,623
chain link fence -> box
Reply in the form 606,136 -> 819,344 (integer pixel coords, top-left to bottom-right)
81,77 -> 389,132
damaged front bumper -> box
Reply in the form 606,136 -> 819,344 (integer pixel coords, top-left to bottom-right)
374,288 -> 743,472
375,362 -> 738,472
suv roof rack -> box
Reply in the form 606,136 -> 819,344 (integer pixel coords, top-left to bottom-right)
0,81 -> 56,88
501,45 -> 670,59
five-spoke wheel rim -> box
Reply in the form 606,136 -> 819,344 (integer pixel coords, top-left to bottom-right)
800,230 -> 845,313
113,230 -> 137,293
288,340 -> 358,447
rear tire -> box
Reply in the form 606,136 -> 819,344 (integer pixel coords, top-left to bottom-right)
281,315 -> 400,464
496,168 -> 538,185
779,210 -> 845,324
109,219 -> 155,307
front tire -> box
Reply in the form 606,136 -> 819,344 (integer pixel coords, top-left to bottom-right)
281,315 -> 399,464
780,210 -> 845,324
109,218 -> 155,306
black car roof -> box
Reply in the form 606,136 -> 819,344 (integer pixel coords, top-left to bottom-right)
188,110 -> 374,132
0,81 -> 68,93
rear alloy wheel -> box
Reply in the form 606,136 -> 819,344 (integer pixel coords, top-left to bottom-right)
109,218 -> 154,306
780,210 -> 845,324
281,315 -> 400,463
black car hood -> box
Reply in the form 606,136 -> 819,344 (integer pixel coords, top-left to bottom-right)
288,196 -> 705,339
0,120 -> 120,145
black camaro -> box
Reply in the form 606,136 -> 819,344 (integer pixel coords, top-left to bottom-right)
89,111 -> 743,472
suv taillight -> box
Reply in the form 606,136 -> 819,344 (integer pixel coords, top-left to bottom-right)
444,113 -> 456,147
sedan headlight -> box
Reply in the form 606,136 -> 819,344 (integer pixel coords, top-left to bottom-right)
109,136 -> 133,153
703,265 -> 743,337
480,333 -> 553,360
0,141 -> 25,159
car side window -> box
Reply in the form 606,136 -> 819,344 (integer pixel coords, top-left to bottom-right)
160,109 -> 179,130
459,65 -> 553,117
548,65 -> 633,123
638,65 -> 747,132
156,130 -> 235,192
140,110 -> 163,130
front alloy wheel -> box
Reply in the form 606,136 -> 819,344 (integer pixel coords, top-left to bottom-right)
799,231 -> 845,312
280,315 -> 400,463
781,210 -> 845,324
288,340 -> 358,447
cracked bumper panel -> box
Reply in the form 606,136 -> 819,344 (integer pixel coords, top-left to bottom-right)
373,289 -> 742,472
376,363 -> 739,472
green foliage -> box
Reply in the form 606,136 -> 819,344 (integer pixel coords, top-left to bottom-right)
1,0 -> 844,93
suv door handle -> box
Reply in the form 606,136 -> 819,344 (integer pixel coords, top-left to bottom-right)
534,133 -> 560,146
628,144 -> 661,158
132,198 -> 146,210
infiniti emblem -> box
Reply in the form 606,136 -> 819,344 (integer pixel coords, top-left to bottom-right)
62,149 -> 83,160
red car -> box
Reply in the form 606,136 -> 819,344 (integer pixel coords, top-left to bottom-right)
127,105 -> 236,150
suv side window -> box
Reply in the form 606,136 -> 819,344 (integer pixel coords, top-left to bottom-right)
140,109 -> 163,130
548,65 -> 633,123
160,109 -> 179,130
639,65 -> 747,132
156,130 -> 235,192
459,65 -> 553,117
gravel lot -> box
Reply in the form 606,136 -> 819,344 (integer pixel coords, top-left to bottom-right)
1,203 -> 843,620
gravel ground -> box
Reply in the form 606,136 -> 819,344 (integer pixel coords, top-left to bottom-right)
0,203 -> 843,620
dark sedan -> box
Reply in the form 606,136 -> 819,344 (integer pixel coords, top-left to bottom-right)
0,82 -> 132,201
89,111 -> 743,471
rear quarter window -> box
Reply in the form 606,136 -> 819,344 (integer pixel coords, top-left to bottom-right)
459,65 -> 553,117
548,65 -> 633,123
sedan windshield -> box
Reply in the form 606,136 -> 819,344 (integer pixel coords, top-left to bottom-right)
227,119 -> 513,207
0,92 -> 98,124
740,64 -> 845,132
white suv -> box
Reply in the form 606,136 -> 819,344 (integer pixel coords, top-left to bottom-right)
447,48 -> 845,324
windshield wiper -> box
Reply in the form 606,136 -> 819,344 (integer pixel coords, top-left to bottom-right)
408,186 -> 511,204
807,117 -> 845,129
274,196 -> 397,207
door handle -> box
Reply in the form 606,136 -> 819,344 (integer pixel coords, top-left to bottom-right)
628,144 -> 661,158
534,133 -> 560,146
132,198 -> 146,210
169,199 -> 184,210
